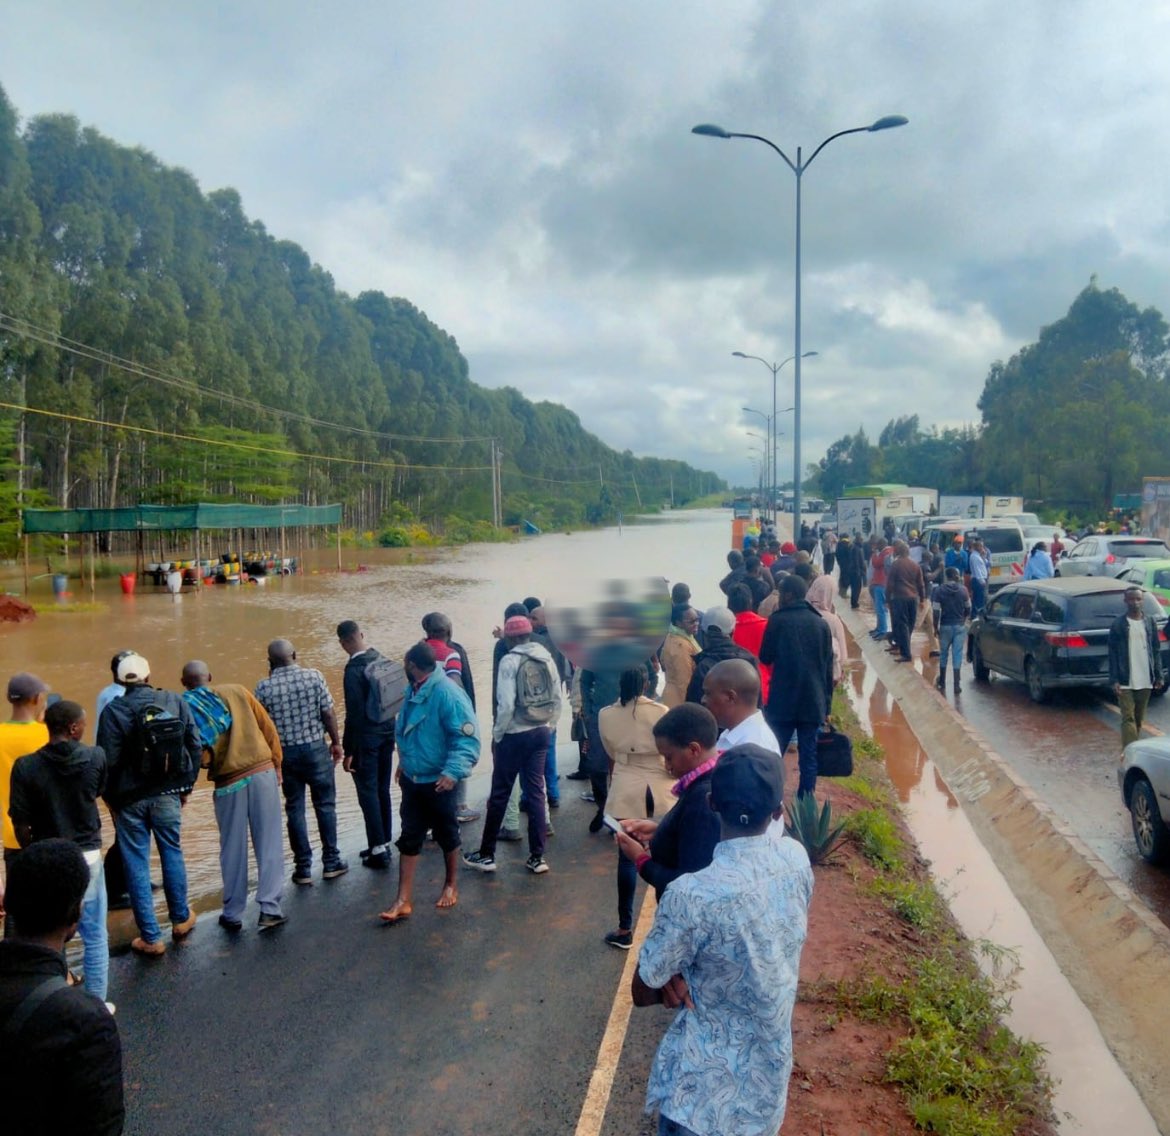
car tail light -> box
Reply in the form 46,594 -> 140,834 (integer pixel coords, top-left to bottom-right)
1161,628 -> 1168,642
1045,632 -> 1090,648
1159,596 -> 1170,607
1105,553 -> 1116,564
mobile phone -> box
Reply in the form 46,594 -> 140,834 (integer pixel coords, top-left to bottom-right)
602,813 -> 622,835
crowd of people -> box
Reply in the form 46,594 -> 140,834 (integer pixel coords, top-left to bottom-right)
0,548 -> 842,1134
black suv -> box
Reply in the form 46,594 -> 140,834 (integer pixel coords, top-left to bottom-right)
970,577 -> 1168,703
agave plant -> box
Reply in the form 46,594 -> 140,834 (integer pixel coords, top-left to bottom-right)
785,793 -> 846,865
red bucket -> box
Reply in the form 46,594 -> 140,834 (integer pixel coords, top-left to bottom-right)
119,573 -> 136,595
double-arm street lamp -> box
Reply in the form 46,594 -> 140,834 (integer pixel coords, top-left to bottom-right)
737,351 -> 813,520
696,114 -> 908,530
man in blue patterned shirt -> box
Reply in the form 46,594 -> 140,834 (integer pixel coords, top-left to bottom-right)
632,743 -> 813,1136
255,639 -> 347,885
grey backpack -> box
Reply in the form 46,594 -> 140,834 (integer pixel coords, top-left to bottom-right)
513,654 -> 557,725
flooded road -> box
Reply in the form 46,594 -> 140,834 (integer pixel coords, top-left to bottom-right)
0,511 -> 735,908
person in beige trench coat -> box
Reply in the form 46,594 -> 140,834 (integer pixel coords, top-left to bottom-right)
660,606 -> 701,707
597,669 -> 677,949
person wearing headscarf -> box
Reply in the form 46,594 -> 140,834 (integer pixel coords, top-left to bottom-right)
661,604 -> 701,708
1023,542 -> 1055,580
806,575 -> 848,686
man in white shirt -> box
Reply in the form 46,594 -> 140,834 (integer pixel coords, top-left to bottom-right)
1109,587 -> 1166,750
702,660 -> 780,756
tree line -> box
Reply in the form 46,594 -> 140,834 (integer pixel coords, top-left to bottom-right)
807,280 -> 1170,520
0,83 -> 723,555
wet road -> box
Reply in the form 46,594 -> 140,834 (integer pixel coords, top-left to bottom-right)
846,598 -> 1170,930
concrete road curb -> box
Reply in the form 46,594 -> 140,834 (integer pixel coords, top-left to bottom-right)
838,604 -> 1170,1134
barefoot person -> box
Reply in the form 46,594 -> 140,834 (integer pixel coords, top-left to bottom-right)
379,643 -> 480,924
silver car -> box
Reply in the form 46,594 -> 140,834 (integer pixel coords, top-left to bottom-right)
1057,535 -> 1168,577
1119,736 -> 1170,864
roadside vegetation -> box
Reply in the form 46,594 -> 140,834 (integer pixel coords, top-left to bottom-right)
784,691 -> 1056,1136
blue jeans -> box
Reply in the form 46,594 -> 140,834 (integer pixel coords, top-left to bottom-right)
115,794 -> 190,945
871,584 -> 889,634
281,741 -> 342,872
939,623 -> 967,670
350,732 -> 394,852
79,852 -> 108,1000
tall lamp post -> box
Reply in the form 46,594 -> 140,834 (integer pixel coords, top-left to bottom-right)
736,350 -> 812,522
698,114 -> 908,530
741,406 -> 773,518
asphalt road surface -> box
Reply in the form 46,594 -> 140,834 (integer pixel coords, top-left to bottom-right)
111,775 -> 665,1136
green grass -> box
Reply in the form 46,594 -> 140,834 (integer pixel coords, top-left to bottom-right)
844,807 -> 904,871
31,600 -> 108,614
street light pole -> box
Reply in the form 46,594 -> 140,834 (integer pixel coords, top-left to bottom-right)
735,351 -> 813,523
701,114 -> 908,532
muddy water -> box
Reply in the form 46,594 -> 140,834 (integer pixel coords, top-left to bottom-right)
0,511 -> 733,917
847,645 -> 1159,1135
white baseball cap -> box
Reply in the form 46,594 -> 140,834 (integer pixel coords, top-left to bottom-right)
116,654 -> 151,683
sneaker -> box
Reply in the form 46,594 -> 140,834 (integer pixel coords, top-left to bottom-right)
218,915 -> 243,933
545,822 -> 555,837
604,930 -> 633,951
104,1001 -> 117,1015
580,791 -> 596,803
566,770 -> 589,781
171,911 -> 197,939
359,848 -> 371,861
258,912 -> 288,932
498,827 -> 523,842
322,861 -> 349,879
589,813 -> 605,834
130,937 -> 166,957
525,854 -> 549,875
548,797 -> 560,810
362,852 -> 390,870
463,850 -> 497,872
455,806 -> 481,824
292,871 -> 314,886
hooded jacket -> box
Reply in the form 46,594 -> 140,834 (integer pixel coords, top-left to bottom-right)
96,684 -> 201,809
397,663 -> 480,783
494,640 -> 562,742
7,740 -> 106,851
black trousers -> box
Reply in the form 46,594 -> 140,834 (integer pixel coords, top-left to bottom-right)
890,596 -> 918,659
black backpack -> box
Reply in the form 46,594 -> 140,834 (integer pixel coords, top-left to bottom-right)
135,704 -> 189,784
364,655 -> 408,725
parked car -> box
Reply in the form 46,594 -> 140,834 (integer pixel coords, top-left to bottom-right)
922,518 -> 1025,592
1119,736 -> 1170,864
969,577 -> 1168,703
1117,558 -> 1170,609
1057,535 -> 1169,577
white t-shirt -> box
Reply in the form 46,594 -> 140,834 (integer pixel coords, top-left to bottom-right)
1126,617 -> 1152,691
717,711 -> 781,756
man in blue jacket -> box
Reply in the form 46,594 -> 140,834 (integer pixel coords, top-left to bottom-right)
378,643 -> 480,925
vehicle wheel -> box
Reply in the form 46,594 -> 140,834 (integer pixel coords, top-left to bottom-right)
973,643 -> 990,682
1025,658 -> 1048,704
1130,778 -> 1170,865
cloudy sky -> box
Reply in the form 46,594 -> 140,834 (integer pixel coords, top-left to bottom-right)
4,1 -> 1170,485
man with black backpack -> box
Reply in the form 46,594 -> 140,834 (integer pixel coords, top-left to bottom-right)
338,621 -> 404,872
464,614 -> 561,875
97,654 -> 201,957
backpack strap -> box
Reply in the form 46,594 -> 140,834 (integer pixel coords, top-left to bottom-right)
0,974 -> 69,1047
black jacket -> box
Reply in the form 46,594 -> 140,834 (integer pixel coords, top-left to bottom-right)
0,941 -> 124,1135
96,684 -> 201,809
1108,613 -> 1166,688
8,741 -> 106,851
743,573 -> 773,610
640,767 -> 720,899
450,640 -> 476,710
759,601 -> 834,724
718,568 -> 747,597
342,648 -> 396,752
684,633 -> 761,705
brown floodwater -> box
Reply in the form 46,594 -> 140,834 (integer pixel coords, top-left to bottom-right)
845,643 -> 1159,1135
0,510 -> 735,919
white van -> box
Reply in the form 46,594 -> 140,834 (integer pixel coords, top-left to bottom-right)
921,518 -> 1026,592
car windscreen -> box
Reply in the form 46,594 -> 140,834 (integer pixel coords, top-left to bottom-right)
975,529 -> 1023,553
1111,541 -> 1169,559
1068,592 -> 1164,628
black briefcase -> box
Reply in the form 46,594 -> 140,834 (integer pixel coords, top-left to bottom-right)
816,724 -> 854,777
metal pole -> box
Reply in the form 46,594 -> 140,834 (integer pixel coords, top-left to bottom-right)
770,362 -> 777,523
793,149 -> 803,537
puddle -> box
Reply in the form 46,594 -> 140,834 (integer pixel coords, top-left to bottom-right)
846,652 -> 1159,1135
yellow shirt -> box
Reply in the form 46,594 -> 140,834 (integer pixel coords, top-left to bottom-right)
0,720 -> 50,849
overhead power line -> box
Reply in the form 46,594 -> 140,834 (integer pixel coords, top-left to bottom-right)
0,311 -> 492,445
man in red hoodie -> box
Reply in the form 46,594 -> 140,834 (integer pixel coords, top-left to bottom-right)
727,585 -> 771,703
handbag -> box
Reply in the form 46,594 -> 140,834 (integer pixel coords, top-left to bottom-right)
816,723 -> 854,777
